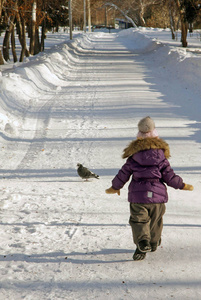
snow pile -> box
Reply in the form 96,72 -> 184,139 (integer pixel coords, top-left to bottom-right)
167,47 -> 201,93
0,41 -> 82,136
117,28 -> 201,96
117,28 -> 163,52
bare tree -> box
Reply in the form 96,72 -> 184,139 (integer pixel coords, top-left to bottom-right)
176,0 -> 187,46
102,0 -> 163,27
0,0 -> 6,64
134,0 -> 162,26
104,2 -> 137,27
11,26 -> 17,62
168,0 -> 180,39
3,1 -> 19,61
16,1 -> 30,62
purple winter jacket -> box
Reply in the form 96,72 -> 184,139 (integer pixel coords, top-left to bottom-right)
112,138 -> 185,204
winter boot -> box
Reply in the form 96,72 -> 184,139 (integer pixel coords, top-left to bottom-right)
138,240 -> 152,253
133,248 -> 146,261
151,238 -> 161,252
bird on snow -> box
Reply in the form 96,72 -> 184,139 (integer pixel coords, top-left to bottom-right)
77,163 -> 99,180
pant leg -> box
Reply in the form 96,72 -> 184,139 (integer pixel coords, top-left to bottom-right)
129,203 -> 151,246
149,203 -> 166,243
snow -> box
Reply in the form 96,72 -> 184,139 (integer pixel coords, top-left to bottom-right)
0,27 -> 201,299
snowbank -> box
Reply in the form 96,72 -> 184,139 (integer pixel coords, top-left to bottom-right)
117,28 -> 163,52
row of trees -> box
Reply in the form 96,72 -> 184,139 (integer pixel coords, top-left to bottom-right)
0,0 -> 69,64
73,0 -> 201,46
0,0 -> 201,65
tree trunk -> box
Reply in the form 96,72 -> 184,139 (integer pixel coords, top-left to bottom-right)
139,6 -> 146,27
3,29 -> 10,61
169,0 -> 175,39
20,19 -> 28,62
2,0 -> 18,62
0,0 -> 2,17
169,20 -> 175,39
41,18 -> 46,52
30,0 -> 36,55
176,0 -> 188,47
16,12 -> 29,62
0,1 -> 8,63
11,26 -> 17,62
189,23 -> 193,33
34,27 -> 40,55
56,19 -> 59,32
40,0 -> 46,51
68,0 -> 73,39
0,50 -> 4,65
181,20 -> 188,47
3,16 -> 17,61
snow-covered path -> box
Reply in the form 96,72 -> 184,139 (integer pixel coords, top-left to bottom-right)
0,30 -> 201,299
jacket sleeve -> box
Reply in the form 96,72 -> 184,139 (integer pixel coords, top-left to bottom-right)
112,157 -> 133,190
160,159 -> 185,190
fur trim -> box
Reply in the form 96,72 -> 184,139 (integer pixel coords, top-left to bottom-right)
122,137 -> 170,159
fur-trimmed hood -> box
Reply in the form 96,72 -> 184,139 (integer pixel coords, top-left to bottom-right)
122,137 -> 170,159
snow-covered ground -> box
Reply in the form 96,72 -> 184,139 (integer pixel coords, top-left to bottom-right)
0,27 -> 201,299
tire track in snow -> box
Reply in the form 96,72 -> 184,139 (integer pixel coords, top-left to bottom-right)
15,42 -> 99,173
53,46 -> 100,169
17,99 -> 54,169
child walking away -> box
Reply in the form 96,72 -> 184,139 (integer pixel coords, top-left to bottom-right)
105,116 -> 193,261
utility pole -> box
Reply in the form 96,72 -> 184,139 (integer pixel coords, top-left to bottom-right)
83,0 -> 86,32
105,6 -> 107,28
69,0 -> 73,39
87,0 -> 91,32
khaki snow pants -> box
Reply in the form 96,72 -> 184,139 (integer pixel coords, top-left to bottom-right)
129,203 -> 166,246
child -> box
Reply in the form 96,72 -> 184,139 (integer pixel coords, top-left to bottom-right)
105,116 -> 193,261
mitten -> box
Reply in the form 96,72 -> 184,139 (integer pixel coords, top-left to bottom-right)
183,183 -> 194,191
105,187 -> 120,195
